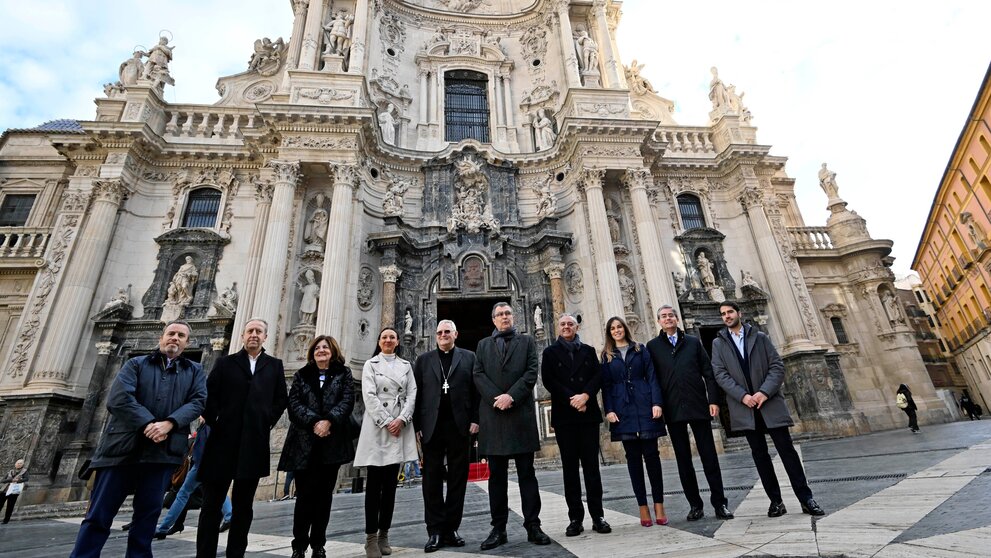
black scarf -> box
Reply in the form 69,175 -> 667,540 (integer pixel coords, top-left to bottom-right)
493,327 -> 517,356
558,335 -> 582,356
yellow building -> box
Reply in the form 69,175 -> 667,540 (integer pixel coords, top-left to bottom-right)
913,62 -> 991,412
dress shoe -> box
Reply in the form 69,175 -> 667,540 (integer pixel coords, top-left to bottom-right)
219,520 -> 231,532
801,499 -> 825,516
480,528 -> 507,550
441,531 -> 465,547
565,519 -> 584,537
686,506 -> 705,521
591,517 -> 612,534
121,521 -> 132,531
715,505 -> 735,520
424,534 -> 443,553
767,501 -> 787,517
526,525 -> 552,545
311,548 -> 327,558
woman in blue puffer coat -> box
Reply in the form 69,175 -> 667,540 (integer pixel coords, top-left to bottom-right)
600,316 -> 668,527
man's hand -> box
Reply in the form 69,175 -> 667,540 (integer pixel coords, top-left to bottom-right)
386,418 -> 405,437
569,393 -> 590,410
416,430 -> 423,442
605,412 -> 619,423
651,406 -> 662,419
313,420 -> 331,438
143,421 -> 174,444
469,422 -> 480,434
493,394 -> 514,411
742,394 -> 756,408
709,404 -> 720,417
751,392 -> 768,408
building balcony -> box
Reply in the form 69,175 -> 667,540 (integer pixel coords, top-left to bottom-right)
0,227 -> 49,262
788,227 -> 834,250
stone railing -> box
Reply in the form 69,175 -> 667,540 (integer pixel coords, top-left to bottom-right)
789,227 -> 834,250
163,106 -> 259,142
654,127 -> 717,154
0,227 -> 50,258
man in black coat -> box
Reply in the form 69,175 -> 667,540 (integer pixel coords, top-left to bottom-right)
540,313 -> 611,537
473,302 -> 551,550
647,305 -> 734,522
413,319 -> 479,553
196,318 -> 289,558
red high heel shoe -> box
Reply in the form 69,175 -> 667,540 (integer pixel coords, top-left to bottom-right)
654,503 -> 668,526
638,505 -> 653,527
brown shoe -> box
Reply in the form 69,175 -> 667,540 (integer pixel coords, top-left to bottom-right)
377,529 -> 392,555
365,533 -> 382,558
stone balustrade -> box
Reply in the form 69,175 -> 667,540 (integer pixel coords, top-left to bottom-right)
0,227 -> 49,258
789,226 -> 834,250
163,107 -> 258,142
654,127 -> 716,154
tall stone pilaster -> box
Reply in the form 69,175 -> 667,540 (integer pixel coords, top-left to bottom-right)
347,0 -> 369,74
379,265 -> 401,329
316,164 -> 359,342
580,169 -> 624,319
556,1 -> 582,88
623,169 -> 675,313
230,179 -> 274,353
298,0 -> 328,71
592,0 -> 622,87
279,0 -> 310,91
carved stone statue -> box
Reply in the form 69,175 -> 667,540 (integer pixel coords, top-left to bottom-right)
378,103 -> 398,145
142,36 -> 175,89
534,305 -> 543,331
708,67 -> 731,110
303,194 -> 329,252
574,29 -> 599,74
533,174 -> 556,219
119,50 -> 144,87
673,271 -> 687,296
103,81 -> 125,98
382,177 -> 409,217
104,285 -> 131,309
819,163 -> 840,200
404,310 -> 413,335
741,270 -> 762,290
532,108 -> 556,151
882,289 -> 905,325
215,282 -> 238,315
299,270 -> 320,325
625,59 -> 656,95
696,252 -> 716,289
323,11 -> 354,57
709,67 -> 751,121
248,37 -> 286,76
169,256 -> 199,305
448,156 -> 499,234
618,268 -> 637,313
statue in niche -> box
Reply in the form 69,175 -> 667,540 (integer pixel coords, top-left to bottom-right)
619,268 -> 637,313
818,163 -> 840,200
104,285 -> 131,309
382,177 -> 409,217
169,256 -> 199,305
299,270 -> 320,325
303,194 -> 329,252
534,305 -> 544,331
606,199 -> 622,245
448,156 -> 499,234
532,108 -> 557,151
323,11 -> 354,57
378,103 -> 398,145
709,67 -> 732,110
142,36 -> 175,89
696,252 -> 717,289
573,29 -> 598,74
463,258 -> 485,291
404,310 -> 413,335
215,282 -> 238,315
881,289 -> 905,325
625,60 -> 656,95
247,37 -> 286,75
533,174 -> 556,219
119,50 -> 144,86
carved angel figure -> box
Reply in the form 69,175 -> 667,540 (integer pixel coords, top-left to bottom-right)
248,37 -> 286,74
625,59 -> 656,95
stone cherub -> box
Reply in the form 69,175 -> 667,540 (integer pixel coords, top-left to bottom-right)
104,285 -> 131,309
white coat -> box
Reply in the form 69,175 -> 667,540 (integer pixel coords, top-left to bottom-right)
353,353 -> 418,467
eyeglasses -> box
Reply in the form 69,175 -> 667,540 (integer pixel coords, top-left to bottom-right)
559,322 -> 577,327
436,329 -> 453,335
494,311 -> 513,317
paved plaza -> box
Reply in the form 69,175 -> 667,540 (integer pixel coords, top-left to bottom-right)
2,420 -> 990,557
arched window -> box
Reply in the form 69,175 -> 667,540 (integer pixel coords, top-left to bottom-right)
677,194 -> 706,229
181,188 -> 222,228
830,316 -> 850,344
444,70 -> 490,143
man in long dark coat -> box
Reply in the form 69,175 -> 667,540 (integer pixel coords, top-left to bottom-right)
647,304 -> 733,521
196,318 -> 289,558
711,302 -> 825,518
473,302 -> 551,550
540,313 -> 610,537
413,319 -> 479,552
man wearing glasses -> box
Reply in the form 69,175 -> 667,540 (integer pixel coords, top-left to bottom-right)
412,320 -> 479,553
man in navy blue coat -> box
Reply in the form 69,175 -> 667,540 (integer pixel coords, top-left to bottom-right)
71,320 -> 207,558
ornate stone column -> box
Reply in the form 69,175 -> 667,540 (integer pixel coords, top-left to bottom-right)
230,179 -> 274,353
379,265 -> 402,329
30,179 -> 129,387
624,169 -> 676,313
502,74 -> 515,127
316,164 -> 359,341
739,186 -> 816,353
555,1 -> 582,88
580,169 -> 624,319
418,69 -> 429,123
347,0 -> 370,74
280,0 -> 310,91
544,263 -> 567,320
298,0 -> 328,71
252,161 -> 300,351
592,0 -> 622,87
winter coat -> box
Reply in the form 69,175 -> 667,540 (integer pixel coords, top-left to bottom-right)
90,350 -> 206,469
647,331 -> 720,424
413,347 -> 479,444
600,344 -> 666,441
199,349 -> 289,481
1,467 -> 29,493
541,339 -> 603,428
354,354 -> 418,467
473,333 -> 541,455
711,324 -> 794,431
279,362 -> 356,471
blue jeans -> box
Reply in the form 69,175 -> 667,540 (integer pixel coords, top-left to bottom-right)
156,464 -> 231,533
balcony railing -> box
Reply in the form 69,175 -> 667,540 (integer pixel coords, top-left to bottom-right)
162,106 -> 258,143
654,127 -> 717,154
0,227 -> 50,258
788,227 -> 834,250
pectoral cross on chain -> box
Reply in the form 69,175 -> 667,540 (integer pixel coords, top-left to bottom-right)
442,380 -> 450,394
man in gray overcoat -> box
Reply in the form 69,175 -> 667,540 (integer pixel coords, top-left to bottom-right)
710,301 -> 825,518
473,302 -> 552,550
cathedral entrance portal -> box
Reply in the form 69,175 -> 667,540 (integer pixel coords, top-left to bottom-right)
437,297 -> 501,352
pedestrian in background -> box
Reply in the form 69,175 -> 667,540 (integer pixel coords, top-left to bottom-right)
896,384 -> 920,433
1,458 -> 28,524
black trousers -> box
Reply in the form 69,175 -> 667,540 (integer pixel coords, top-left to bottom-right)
621,438 -> 664,506
421,421 -> 470,535
668,419 -> 727,509
743,413 -> 813,505
364,464 -> 400,534
487,453 -> 541,529
196,477 -> 260,558
1,493 -> 18,523
292,464 -> 341,551
554,422 -> 604,521
903,408 -> 920,431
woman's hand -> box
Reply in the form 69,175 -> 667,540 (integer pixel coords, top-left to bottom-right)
652,406 -> 662,419
313,420 -> 331,438
606,412 -> 619,423
386,418 -> 405,437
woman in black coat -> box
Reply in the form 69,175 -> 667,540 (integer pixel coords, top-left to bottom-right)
278,335 -> 355,558
896,384 -> 919,433
600,316 -> 668,527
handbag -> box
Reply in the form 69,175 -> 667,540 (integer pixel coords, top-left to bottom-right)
170,440 -> 195,487
5,482 -> 23,496
896,393 -> 909,410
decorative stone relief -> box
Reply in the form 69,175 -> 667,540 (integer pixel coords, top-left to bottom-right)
379,12 -> 407,56
281,136 -> 357,150
447,155 -> 499,234
740,270 -> 766,299
247,37 -> 287,76
213,282 -> 238,317
357,267 -> 375,311
243,80 -> 275,102
519,25 -> 549,66
565,263 -> 584,302
576,102 -> 627,118
163,167 -> 238,233
519,81 -> 560,114
294,88 -> 356,104
764,203 -> 823,340
531,172 -> 557,219
382,175 -> 410,217
103,285 -> 131,310
880,286 -> 906,325
462,256 -> 486,292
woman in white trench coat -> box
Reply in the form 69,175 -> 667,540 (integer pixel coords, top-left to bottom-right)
355,327 -> 417,558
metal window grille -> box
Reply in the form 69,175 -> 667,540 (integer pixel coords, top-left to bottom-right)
0,194 -> 36,226
677,194 -> 706,229
830,317 -> 850,344
181,188 -> 221,228
445,70 -> 490,143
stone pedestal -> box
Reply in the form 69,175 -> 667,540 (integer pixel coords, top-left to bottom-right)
782,350 -> 867,436
320,53 -> 345,73
581,69 -> 601,88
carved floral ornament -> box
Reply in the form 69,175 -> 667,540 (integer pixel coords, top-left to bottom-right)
269,160 -> 302,186
92,179 -> 129,205
623,169 -> 653,191
820,303 -> 849,318
281,136 -> 358,150
576,168 -> 605,195
738,186 -> 765,209
331,163 -> 359,191
667,176 -> 712,196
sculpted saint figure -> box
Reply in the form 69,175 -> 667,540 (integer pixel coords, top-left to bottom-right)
618,268 -> 636,313
574,29 -> 598,73
708,67 -> 731,110
303,194 -> 329,251
217,283 -> 238,314
379,103 -> 398,145
119,51 -> 144,86
383,177 -> 409,217
323,11 -> 353,56
696,252 -> 716,289
533,305 -> 543,330
299,270 -> 320,325
169,256 -> 199,305
142,36 -> 175,87
882,290 -> 905,324
404,310 -> 414,335
532,109 -> 556,151
818,163 -> 839,199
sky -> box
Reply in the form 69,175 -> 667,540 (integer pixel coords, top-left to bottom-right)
1,1 -> 989,276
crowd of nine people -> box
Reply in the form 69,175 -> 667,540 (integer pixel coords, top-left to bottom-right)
68,299 -> 825,558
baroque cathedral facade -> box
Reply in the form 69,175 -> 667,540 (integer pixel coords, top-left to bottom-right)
0,0 -> 953,504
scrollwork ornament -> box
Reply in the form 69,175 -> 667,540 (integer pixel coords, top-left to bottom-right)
253,178 -> 275,202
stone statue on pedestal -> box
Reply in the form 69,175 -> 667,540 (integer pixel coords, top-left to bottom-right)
299,270 -> 320,325
819,163 -> 840,200
161,256 -> 198,323
618,267 -> 637,313
574,29 -> 598,74
532,108 -> 556,151
323,11 -> 354,57
625,60 -> 656,95
378,103 -> 398,145
382,177 -> 409,217
404,310 -> 413,335
104,285 -> 131,309
215,282 -> 238,315
882,290 -> 905,325
697,252 -> 716,289
533,305 -> 543,331
303,194 -> 329,253
141,36 -> 175,89
119,50 -> 144,87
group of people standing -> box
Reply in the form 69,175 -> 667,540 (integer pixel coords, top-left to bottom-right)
67,296 -> 830,558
